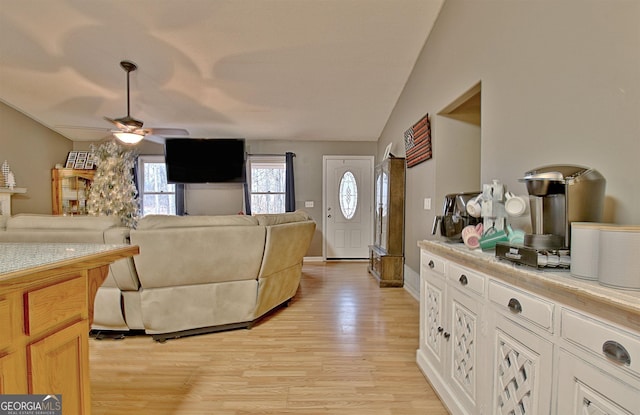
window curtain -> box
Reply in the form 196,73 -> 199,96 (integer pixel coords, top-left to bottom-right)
132,156 -> 139,193
176,184 -> 185,215
132,156 -> 141,217
243,181 -> 252,215
285,152 -> 296,212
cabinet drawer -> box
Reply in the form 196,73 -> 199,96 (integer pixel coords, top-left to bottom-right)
421,252 -> 445,275
488,280 -> 554,332
561,309 -> 640,377
447,263 -> 485,296
25,276 -> 87,336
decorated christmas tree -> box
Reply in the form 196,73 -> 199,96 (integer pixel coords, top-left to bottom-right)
87,140 -> 140,227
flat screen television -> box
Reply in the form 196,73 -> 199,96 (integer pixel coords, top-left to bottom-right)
165,138 -> 246,184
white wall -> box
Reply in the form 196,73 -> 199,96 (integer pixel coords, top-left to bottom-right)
379,0 -> 640,273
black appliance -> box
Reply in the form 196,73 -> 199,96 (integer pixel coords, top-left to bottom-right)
432,192 -> 481,242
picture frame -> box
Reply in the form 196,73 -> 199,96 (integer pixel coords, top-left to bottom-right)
85,152 -> 96,169
64,151 -> 96,169
65,151 -> 78,168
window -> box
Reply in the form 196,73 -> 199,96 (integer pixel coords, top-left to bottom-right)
138,155 -> 177,216
247,156 -> 286,214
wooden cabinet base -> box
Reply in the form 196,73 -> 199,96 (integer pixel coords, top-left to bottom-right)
368,246 -> 403,287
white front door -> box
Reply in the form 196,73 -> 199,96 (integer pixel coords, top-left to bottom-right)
323,156 -> 374,259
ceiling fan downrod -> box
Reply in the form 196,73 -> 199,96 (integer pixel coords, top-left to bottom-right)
120,60 -> 137,119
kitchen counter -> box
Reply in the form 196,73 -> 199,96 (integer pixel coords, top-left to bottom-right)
0,242 -> 135,277
418,240 -> 640,332
0,242 -> 138,409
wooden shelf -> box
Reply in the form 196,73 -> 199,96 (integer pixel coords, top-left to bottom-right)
51,168 -> 95,215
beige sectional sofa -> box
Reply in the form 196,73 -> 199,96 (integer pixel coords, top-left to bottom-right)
129,211 -> 315,341
0,211 -> 315,341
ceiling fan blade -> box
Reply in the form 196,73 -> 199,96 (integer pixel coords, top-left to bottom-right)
55,124 -> 111,132
104,116 -> 130,131
54,125 -> 113,141
143,134 -> 167,145
146,128 -> 189,136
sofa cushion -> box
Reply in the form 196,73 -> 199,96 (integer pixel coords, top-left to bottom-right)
7,214 -> 120,231
255,210 -> 312,226
131,225 -> 266,288
136,214 -> 259,230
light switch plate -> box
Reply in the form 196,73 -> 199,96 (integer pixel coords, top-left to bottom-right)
424,198 -> 431,210
305,201 -> 314,208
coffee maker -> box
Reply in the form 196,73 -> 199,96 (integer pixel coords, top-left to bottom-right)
496,165 -> 606,268
432,192 -> 482,242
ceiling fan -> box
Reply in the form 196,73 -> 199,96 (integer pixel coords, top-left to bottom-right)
105,60 -> 188,144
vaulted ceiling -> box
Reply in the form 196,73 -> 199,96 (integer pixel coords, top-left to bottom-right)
0,0 -> 443,142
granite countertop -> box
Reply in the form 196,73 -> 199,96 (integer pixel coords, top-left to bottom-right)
418,240 -> 640,333
0,242 -> 132,276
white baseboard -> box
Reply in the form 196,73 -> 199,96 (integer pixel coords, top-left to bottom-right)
403,265 -> 420,301
303,256 -> 324,262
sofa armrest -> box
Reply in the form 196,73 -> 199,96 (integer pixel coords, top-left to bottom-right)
258,220 -> 316,278
103,227 -> 140,291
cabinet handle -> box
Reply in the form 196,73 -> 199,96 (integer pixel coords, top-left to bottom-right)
507,298 -> 522,314
459,275 -> 468,286
437,326 -> 444,334
602,340 -> 631,366
443,332 -> 450,340
428,260 -> 435,269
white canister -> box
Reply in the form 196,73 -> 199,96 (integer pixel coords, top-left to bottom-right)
570,222 -> 603,280
598,225 -> 640,290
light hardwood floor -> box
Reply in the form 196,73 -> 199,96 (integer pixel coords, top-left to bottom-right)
90,262 -> 448,415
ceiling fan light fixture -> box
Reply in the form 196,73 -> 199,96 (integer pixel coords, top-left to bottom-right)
114,131 -> 144,144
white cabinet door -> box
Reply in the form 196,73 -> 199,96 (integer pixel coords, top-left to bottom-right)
492,315 -> 553,415
557,349 -> 639,415
422,270 -> 446,375
447,286 -> 481,414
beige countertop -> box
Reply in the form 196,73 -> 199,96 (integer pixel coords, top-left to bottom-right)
0,243 -> 138,287
418,240 -> 640,333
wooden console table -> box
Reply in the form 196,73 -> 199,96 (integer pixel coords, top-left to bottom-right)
0,243 -> 138,414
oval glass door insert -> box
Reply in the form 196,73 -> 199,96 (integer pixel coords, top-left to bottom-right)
339,171 -> 358,219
